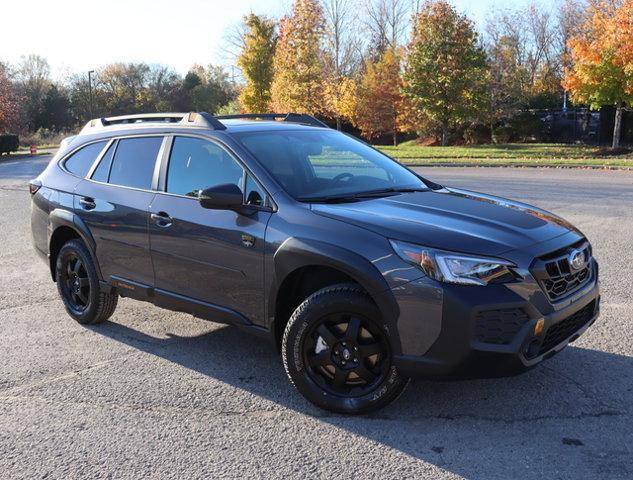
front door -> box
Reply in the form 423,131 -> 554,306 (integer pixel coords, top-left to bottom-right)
148,136 -> 272,325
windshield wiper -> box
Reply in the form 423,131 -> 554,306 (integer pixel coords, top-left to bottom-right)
361,187 -> 428,195
297,194 -> 362,203
299,187 -> 427,203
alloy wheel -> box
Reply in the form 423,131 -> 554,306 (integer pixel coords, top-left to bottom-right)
60,253 -> 90,312
303,313 -> 391,397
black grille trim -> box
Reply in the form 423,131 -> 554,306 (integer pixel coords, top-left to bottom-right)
531,242 -> 593,302
475,308 -> 530,345
538,300 -> 595,355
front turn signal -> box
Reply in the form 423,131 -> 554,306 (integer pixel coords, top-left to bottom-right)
534,318 -> 545,336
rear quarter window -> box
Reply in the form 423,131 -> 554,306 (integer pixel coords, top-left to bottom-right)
63,141 -> 107,177
91,141 -> 117,183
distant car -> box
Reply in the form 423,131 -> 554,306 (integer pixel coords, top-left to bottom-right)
30,112 -> 600,414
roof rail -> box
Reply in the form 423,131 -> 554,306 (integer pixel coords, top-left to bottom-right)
181,111 -> 227,130
101,113 -> 185,126
79,111 -> 226,134
215,113 -> 329,128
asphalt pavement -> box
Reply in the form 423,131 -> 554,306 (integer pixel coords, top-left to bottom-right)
1,155 -> 632,479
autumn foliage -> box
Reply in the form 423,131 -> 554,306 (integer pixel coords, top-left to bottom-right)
4,0 -> 633,147
354,49 -> 402,144
270,0 -> 327,114
0,69 -> 22,133
563,0 -> 633,147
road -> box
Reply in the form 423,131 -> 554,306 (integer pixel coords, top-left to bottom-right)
1,155 -> 632,479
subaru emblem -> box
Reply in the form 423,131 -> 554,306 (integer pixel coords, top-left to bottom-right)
568,249 -> 586,271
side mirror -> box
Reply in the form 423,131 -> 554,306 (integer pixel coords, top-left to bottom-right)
199,183 -> 244,211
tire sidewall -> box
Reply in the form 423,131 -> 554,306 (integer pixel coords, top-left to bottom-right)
56,240 -> 101,324
283,288 -> 406,414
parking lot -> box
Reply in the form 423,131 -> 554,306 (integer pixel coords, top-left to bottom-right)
1,155 -> 632,479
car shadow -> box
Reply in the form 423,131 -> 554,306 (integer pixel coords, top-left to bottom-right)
89,319 -> 633,479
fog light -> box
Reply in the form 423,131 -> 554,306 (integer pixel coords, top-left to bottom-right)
534,318 -> 545,336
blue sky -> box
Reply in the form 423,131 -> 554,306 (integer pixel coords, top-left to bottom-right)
1,0 -> 546,79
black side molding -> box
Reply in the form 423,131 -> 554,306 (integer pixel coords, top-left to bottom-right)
108,276 -> 261,331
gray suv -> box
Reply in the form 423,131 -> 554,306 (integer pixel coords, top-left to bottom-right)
30,112 -> 600,414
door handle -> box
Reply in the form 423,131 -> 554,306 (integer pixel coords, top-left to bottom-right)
151,211 -> 172,228
79,197 -> 96,210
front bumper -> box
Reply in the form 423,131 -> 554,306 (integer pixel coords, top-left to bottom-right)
391,260 -> 600,379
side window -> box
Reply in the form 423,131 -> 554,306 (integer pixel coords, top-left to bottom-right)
166,137 -> 244,197
63,141 -> 107,177
91,141 -> 117,183
245,174 -> 266,207
108,137 -> 163,190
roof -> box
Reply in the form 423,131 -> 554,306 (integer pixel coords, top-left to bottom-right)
77,112 -> 328,136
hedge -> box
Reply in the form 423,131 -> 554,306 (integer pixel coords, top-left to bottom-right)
0,135 -> 19,155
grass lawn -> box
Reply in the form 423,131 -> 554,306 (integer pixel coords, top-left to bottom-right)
0,146 -> 59,158
378,141 -> 633,168
3,141 -> 633,168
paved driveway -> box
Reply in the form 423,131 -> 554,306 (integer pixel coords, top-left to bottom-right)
1,156 -> 632,479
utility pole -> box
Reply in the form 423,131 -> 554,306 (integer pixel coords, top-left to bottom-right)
230,65 -> 236,85
88,70 -> 95,119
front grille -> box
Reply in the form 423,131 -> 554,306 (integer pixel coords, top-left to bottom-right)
543,264 -> 591,299
538,300 -> 595,355
475,308 -> 530,345
532,241 -> 593,301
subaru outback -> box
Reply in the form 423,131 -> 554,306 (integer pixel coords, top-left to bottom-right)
30,112 -> 600,414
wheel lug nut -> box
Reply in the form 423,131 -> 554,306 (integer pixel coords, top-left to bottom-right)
342,361 -> 346,365
354,346 -> 358,351
342,342 -> 346,347
353,358 -> 358,363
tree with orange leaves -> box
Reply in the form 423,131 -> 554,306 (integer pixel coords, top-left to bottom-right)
0,65 -> 22,133
354,49 -> 402,145
270,0 -> 327,114
564,0 -> 633,148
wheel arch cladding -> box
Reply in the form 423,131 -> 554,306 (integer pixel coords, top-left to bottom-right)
48,209 -> 99,281
270,237 -> 401,353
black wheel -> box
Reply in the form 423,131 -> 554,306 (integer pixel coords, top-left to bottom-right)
282,283 -> 408,414
56,239 -> 118,324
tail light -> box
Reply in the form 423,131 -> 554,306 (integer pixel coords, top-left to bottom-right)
29,180 -> 42,195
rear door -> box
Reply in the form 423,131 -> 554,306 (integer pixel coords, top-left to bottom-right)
74,136 -> 165,286
148,135 -> 272,325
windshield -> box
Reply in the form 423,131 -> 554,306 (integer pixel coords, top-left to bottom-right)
234,130 -> 427,201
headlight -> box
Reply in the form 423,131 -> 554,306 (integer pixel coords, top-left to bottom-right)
390,240 -> 516,286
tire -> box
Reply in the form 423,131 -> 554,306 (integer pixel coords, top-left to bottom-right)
282,283 -> 408,414
55,239 -> 118,324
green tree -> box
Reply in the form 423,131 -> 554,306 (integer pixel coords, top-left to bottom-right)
97,62 -> 152,115
270,0 -> 327,114
39,85 -> 73,131
145,64 -> 181,112
15,54 -> 52,131
403,1 -> 489,146
188,65 -> 237,114
237,14 -> 277,113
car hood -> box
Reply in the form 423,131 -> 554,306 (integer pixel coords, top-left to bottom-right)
311,188 -> 582,256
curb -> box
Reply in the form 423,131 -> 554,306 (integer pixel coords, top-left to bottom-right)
401,162 -> 633,171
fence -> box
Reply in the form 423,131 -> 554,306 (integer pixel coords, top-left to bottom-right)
536,108 -> 633,145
